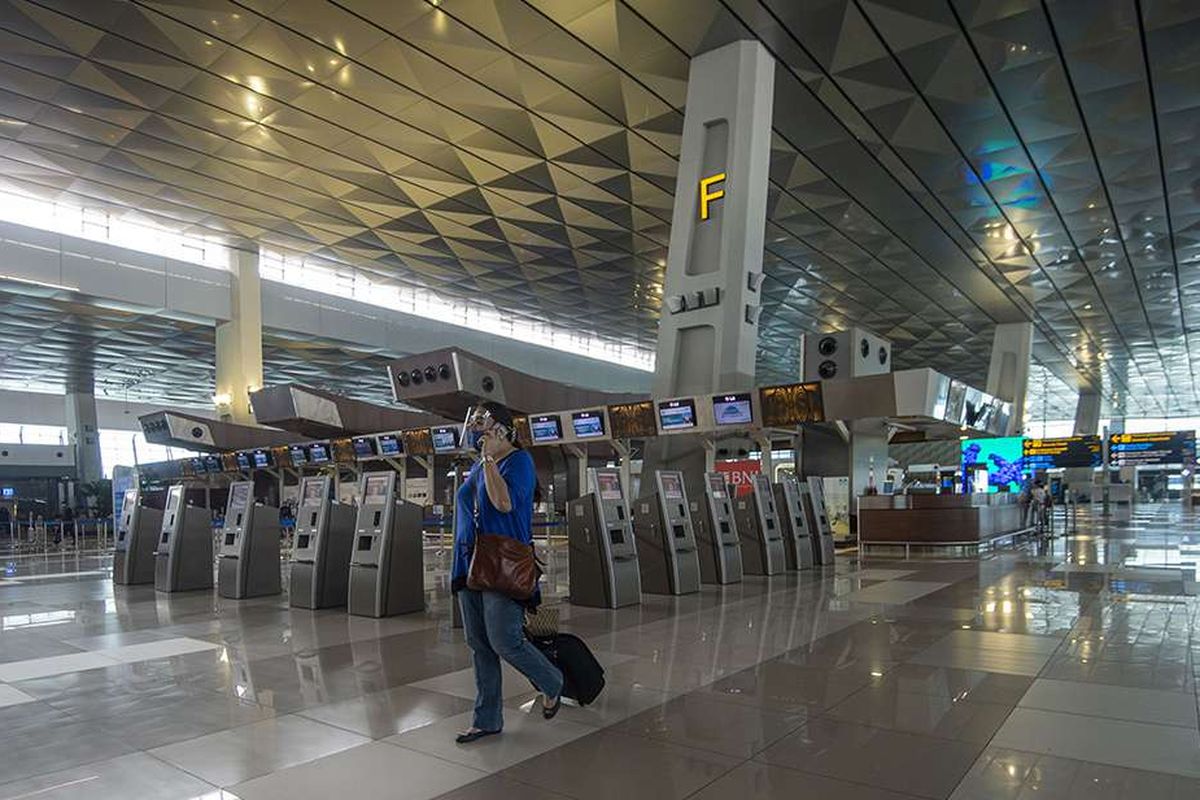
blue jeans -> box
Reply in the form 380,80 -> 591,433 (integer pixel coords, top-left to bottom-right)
459,589 -> 563,732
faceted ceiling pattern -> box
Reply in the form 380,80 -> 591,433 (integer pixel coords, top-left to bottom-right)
0,0 -> 1196,421
0,287 -> 397,406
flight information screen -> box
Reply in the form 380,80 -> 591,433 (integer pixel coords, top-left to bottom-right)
252,449 -> 272,469
202,455 -> 222,473
657,398 -> 697,431
235,452 -> 251,470
288,445 -> 308,465
352,437 -> 376,458
571,410 -> 605,439
308,443 -> 331,464
1109,431 -> 1196,467
1023,436 -> 1102,470
377,434 -> 401,457
712,393 -> 753,426
530,415 -> 563,444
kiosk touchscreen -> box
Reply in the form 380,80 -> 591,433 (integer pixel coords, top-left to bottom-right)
803,478 -> 837,565
113,488 -> 163,585
290,475 -> 357,609
566,468 -> 641,608
154,484 -> 213,593
347,472 -> 424,617
217,482 -> 281,599
731,474 -> 786,575
631,470 -> 701,595
773,474 -> 814,571
690,473 -> 743,585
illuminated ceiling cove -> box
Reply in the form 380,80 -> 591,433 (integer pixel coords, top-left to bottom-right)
0,1 -> 1197,420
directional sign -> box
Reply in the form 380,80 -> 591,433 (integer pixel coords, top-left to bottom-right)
1023,436 -> 1102,470
1107,431 -> 1196,467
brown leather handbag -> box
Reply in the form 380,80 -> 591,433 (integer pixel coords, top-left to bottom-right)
466,532 -> 541,600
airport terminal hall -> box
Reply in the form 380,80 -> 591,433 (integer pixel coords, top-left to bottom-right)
4,1 -> 1200,798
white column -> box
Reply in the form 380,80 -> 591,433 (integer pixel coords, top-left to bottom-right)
65,391 -> 103,483
214,248 -> 264,424
986,322 -> 1033,435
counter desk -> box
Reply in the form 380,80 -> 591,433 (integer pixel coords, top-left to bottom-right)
858,493 -> 1028,555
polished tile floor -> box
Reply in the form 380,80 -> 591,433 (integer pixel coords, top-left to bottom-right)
1,504 -> 1199,799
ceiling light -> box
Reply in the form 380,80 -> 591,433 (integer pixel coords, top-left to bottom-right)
1083,303 -> 1092,310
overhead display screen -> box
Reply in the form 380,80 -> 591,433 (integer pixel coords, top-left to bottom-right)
1024,436 -> 1102,470
252,449 -> 273,469
657,398 -> 697,431
234,452 -> 251,471
377,434 -> 401,457
944,379 -> 967,426
595,472 -> 623,501
351,437 -> 376,458
430,426 -> 459,453
530,414 -> 564,444
1108,431 -> 1197,467
712,393 -> 753,426
202,455 -> 223,473
759,382 -> 823,427
606,402 -> 655,439
308,443 -> 331,464
961,437 -> 1025,492
288,445 -> 308,465
570,410 -> 605,439
190,457 -> 206,474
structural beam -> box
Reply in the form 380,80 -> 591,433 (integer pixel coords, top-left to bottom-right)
214,248 -> 264,424
986,322 -> 1033,435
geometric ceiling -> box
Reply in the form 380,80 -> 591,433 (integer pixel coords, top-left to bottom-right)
0,1 -> 1197,420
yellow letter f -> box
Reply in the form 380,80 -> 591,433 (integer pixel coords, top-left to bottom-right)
699,172 -> 726,221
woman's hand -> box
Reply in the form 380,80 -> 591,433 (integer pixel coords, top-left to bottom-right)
480,426 -> 507,460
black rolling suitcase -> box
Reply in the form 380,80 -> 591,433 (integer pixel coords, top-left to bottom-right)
527,631 -> 605,706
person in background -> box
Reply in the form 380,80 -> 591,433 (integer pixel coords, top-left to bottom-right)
451,401 -> 563,744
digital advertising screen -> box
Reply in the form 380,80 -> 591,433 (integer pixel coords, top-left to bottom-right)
1024,436 -> 1102,470
351,437 -> 376,458
1109,431 -> 1197,467
307,443 -> 331,464
596,472 -> 623,501
377,434 -> 401,457
288,445 -> 308,466
759,382 -> 824,426
657,398 -> 697,431
944,380 -> 967,426
530,414 -> 564,444
660,472 -> 684,499
712,392 -> 753,426
430,426 -> 459,453
960,437 -> 1025,492
571,410 -> 605,439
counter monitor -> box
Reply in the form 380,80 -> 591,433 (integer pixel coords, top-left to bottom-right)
202,455 -> 223,473
530,414 -> 564,444
288,444 -> 308,466
607,401 -> 656,439
430,426 -> 459,454
252,449 -> 273,469
712,392 -> 753,426
190,456 -> 206,475
571,410 -> 605,439
307,443 -> 331,464
351,437 -> 376,458
234,452 -> 252,471
377,434 -> 401,457
596,472 -> 623,501
657,398 -> 697,431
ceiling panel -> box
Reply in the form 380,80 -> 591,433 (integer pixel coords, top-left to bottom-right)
0,0 -> 1195,421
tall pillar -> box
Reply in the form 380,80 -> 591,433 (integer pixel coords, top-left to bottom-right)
65,390 -> 103,484
1073,390 -> 1101,436
644,41 -> 775,485
214,248 -> 264,424
986,322 -> 1033,435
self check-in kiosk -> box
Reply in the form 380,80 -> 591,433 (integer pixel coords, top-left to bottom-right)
803,477 -> 837,565
154,484 -> 213,593
732,473 -> 786,575
347,471 -> 425,618
632,470 -> 701,595
217,482 -> 281,599
567,467 -> 641,608
774,474 -> 814,571
113,488 -> 163,585
690,472 -> 743,584
290,475 -> 356,609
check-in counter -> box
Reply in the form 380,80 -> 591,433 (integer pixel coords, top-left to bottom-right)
859,493 -> 1025,548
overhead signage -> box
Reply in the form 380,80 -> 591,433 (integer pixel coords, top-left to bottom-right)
1023,436 -> 1103,470
1108,431 -> 1196,467
759,382 -> 823,427
699,172 -> 725,221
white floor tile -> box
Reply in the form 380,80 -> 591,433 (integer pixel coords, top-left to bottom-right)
908,643 -> 1051,676
102,637 -> 221,663
386,710 -> 595,773
992,707 -> 1200,778
0,683 -> 37,708
408,663 -> 538,701
228,741 -> 487,800
943,630 -> 1063,655
1020,678 -> 1198,728
838,581 -> 950,605
0,752 -> 217,800
0,651 -> 120,682
852,569 -> 916,581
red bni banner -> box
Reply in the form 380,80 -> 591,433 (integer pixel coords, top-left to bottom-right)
714,459 -> 760,497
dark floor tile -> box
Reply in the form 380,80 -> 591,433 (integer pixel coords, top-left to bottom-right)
703,657 -> 876,713
610,691 -> 805,758
689,761 -> 924,800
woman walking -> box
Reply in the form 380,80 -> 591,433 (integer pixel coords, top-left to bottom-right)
452,402 -> 563,744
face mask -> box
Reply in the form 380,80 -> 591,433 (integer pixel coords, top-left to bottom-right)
468,428 -> 485,451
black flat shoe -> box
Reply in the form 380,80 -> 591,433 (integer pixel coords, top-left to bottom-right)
455,728 -> 500,744
542,695 -> 562,720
